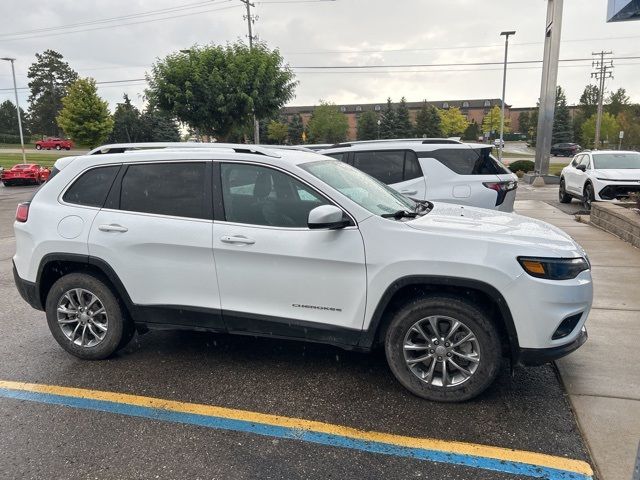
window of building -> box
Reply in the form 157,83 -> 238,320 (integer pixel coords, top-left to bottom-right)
462,101 -> 470,108
442,102 -> 449,109
374,105 -> 381,111
220,163 -> 329,228
120,162 -> 208,219
484,100 -> 491,107
63,165 -> 120,208
340,106 -> 347,112
355,106 -> 362,112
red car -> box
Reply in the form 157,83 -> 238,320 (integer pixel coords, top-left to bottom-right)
35,137 -> 74,151
1,164 -> 51,186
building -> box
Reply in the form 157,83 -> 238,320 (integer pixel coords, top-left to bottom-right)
282,99 -> 509,141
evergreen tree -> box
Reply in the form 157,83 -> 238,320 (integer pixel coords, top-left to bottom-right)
288,114 -> 304,144
27,50 -> 78,137
0,100 -> 30,139
529,107 -> 539,146
462,120 -> 480,141
395,97 -> 414,137
56,78 -> 113,148
139,108 -> 180,142
606,88 -> 630,117
357,110 -> 379,140
415,102 -> 442,138
109,94 -> 144,143
552,86 -> 572,144
517,111 -> 531,136
579,85 -> 600,118
378,98 -> 398,139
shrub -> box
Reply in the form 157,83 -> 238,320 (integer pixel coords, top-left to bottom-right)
508,160 -> 534,173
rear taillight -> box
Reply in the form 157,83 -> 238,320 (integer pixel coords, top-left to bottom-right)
15,202 -> 29,222
483,181 -> 518,206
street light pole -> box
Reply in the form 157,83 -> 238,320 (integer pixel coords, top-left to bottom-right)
1,57 -> 26,164
498,31 -> 515,163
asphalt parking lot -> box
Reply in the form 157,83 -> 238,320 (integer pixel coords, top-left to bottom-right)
0,183 -> 593,480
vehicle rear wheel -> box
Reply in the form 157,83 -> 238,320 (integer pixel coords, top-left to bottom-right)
2,181 -> 11,187
45,273 -> 132,359
385,294 -> 501,402
559,179 -> 572,203
35,144 -> 42,150
583,183 -> 594,210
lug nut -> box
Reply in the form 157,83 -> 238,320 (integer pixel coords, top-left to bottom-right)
434,340 -> 439,345
437,356 -> 442,360
447,353 -> 452,357
430,349 -> 435,354
445,342 -> 450,347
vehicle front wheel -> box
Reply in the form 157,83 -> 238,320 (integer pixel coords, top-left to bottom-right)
385,295 -> 501,402
583,183 -> 594,210
559,179 -> 572,203
45,273 -> 132,359
55,145 -> 61,150
35,144 -> 42,150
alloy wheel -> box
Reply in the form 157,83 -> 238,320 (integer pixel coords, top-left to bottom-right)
56,288 -> 108,347
403,315 -> 480,387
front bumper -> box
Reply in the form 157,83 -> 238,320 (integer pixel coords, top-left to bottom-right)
13,261 -> 42,310
516,327 -> 587,366
596,183 -> 640,201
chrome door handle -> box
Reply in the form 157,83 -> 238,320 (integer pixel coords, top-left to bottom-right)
220,235 -> 255,245
98,224 -> 128,233
400,190 -> 418,196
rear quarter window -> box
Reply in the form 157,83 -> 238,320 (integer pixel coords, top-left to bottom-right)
62,165 -> 120,207
423,148 -> 510,175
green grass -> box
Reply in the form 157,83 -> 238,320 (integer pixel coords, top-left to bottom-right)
0,152 -> 61,169
548,163 -> 568,176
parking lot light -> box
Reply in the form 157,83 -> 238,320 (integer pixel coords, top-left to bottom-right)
499,31 -> 516,163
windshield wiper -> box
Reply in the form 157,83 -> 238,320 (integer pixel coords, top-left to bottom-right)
413,200 -> 433,214
381,210 -> 419,219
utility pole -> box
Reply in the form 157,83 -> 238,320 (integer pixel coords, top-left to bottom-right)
1,57 -> 26,164
533,0 -> 563,181
591,51 -> 613,150
239,0 -> 260,144
498,31 -> 515,163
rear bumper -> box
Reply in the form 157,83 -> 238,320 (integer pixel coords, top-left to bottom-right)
516,327 -> 587,366
13,261 -> 42,310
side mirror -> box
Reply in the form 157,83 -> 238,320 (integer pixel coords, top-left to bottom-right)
308,205 -> 350,230
576,164 -> 587,172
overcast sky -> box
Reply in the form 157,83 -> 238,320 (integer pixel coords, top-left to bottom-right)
1,0 -> 639,113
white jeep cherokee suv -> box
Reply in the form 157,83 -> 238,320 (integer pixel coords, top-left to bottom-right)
320,139 -> 518,212
559,150 -> 640,209
13,143 -> 591,402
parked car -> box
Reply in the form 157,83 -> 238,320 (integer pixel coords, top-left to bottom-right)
1,163 -> 50,186
320,139 -> 518,212
13,142 -> 591,402
35,137 -> 74,151
559,150 -> 640,209
550,143 -> 581,157
493,138 -> 504,148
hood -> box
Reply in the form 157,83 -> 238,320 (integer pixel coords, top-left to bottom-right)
593,169 -> 640,181
406,202 -> 584,255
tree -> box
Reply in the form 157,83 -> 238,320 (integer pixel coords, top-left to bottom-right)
395,97 -> 414,137
438,107 -> 469,137
57,78 -> 113,147
529,107 -> 539,145
267,120 -> 288,144
415,102 -> 442,138
139,108 -> 180,142
607,88 -> 630,117
307,101 -> 348,143
552,86 -> 572,144
617,105 -> 640,148
147,42 -> 297,141
518,111 -> 531,135
579,85 -> 600,118
378,98 -> 398,139
482,106 -> 509,137
581,112 -> 620,147
357,110 -> 379,140
288,114 -> 305,144
462,120 -> 480,141
109,94 -> 144,143
0,100 -> 29,139
27,50 -> 78,136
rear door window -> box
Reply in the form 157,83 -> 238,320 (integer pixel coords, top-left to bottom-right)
63,165 -> 120,207
424,148 -> 510,175
119,162 -> 209,219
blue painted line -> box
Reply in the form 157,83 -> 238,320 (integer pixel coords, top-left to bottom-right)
0,387 -> 591,480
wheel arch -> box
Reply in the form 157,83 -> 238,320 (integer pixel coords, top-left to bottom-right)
360,276 -> 519,360
36,253 -> 135,319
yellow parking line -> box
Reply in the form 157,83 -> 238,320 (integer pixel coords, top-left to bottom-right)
0,379 -> 592,477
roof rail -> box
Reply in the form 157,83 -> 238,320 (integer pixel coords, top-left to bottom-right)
87,142 -> 281,158
325,138 -> 464,149
421,138 -> 462,144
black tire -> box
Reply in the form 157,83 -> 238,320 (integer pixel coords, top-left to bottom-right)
385,294 -> 502,402
35,144 -> 42,150
55,145 -> 61,150
45,273 -> 132,359
583,183 -> 594,210
559,179 -> 572,203
2,181 -> 10,187
65,147 -> 71,151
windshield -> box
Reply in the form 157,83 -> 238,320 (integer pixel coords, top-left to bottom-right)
593,152 -> 640,170
301,159 -> 416,216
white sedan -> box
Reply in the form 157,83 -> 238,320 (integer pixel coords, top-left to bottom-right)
559,150 -> 640,209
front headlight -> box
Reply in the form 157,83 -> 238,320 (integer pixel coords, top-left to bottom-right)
517,257 -> 590,280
